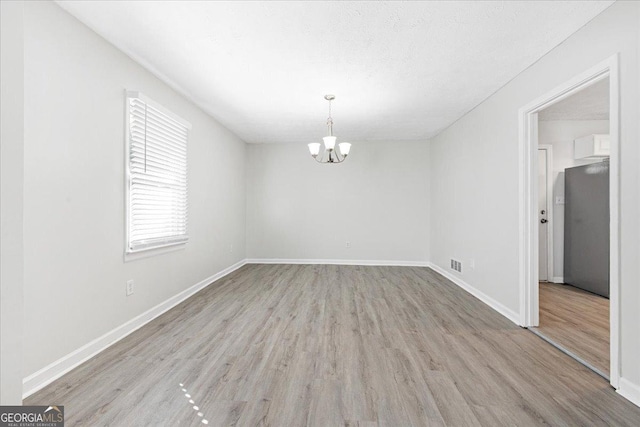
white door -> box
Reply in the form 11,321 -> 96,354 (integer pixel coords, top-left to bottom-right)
538,149 -> 549,281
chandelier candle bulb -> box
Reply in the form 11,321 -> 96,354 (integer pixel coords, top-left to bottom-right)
339,142 -> 351,156
308,143 -> 321,157
323,136 -> 337,151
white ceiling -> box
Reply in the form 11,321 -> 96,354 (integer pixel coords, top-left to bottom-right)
539,77 -> 610,121
57,1 -> 613,144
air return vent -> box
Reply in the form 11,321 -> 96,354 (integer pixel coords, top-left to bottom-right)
450,259 -> 462,273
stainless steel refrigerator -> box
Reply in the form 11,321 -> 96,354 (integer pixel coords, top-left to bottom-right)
564,161 -> 609,298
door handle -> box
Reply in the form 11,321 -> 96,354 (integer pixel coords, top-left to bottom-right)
540,219 -> 548,224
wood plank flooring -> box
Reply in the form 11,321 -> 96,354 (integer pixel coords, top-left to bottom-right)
27,265 -> 640,426
534,281 -> 610,376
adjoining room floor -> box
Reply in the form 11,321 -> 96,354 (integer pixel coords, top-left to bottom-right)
27,265 -> 638,426
534,282 -> 609,376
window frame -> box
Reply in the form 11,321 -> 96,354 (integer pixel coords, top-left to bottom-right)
124,90 -> 192,259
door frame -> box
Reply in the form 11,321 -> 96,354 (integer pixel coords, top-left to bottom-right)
518,54 -> 620,388
537,145 -> 554,283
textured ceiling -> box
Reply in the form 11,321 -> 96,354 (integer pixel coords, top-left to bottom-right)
539,77 -> 610,121
57,1 -> 613,144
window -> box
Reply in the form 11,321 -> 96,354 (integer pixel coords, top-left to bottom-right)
125,91 -> 191,254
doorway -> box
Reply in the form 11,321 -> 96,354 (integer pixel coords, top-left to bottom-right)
538,146 -> 553,283
518,55 -> 620,388
535,88 -> 610,377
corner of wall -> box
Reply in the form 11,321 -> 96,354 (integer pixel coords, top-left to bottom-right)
427,263 -> 521,325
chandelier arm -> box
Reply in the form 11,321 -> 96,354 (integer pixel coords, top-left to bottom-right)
313,150 -> 339,164
313,148 -> 328,163
315,156 -> 346,164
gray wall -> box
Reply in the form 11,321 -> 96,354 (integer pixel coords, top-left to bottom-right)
0,0 -> 25,405
429,0 -> 640,394
21,1 -> 247,379
246,141 -> 430,263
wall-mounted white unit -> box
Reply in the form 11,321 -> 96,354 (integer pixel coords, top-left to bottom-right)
574,134 -> 610,159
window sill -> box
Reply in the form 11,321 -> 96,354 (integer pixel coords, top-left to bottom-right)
124,242 -> 186,262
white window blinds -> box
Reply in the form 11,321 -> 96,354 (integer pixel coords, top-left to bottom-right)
126,91 -> 191,253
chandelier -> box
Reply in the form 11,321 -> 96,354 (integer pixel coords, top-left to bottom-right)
307,95 -> 351,163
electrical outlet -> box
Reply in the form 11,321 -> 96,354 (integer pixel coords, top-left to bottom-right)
469,258 -> 475,270
126,280 -> 134,296
346,241 -> 351,248
229,244 -> 233,253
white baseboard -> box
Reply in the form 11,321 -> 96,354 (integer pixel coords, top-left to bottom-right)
22,259 -> 247,399
551,276 -> 564,284
427,263 -> 520,325
245,258 -> 430,267
618,377 -> 640,408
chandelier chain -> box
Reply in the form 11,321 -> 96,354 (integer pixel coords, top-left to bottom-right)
326,98 -> 333,136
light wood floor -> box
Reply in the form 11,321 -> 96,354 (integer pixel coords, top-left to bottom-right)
534,282 -> 610,376
27,265 -> 639,426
